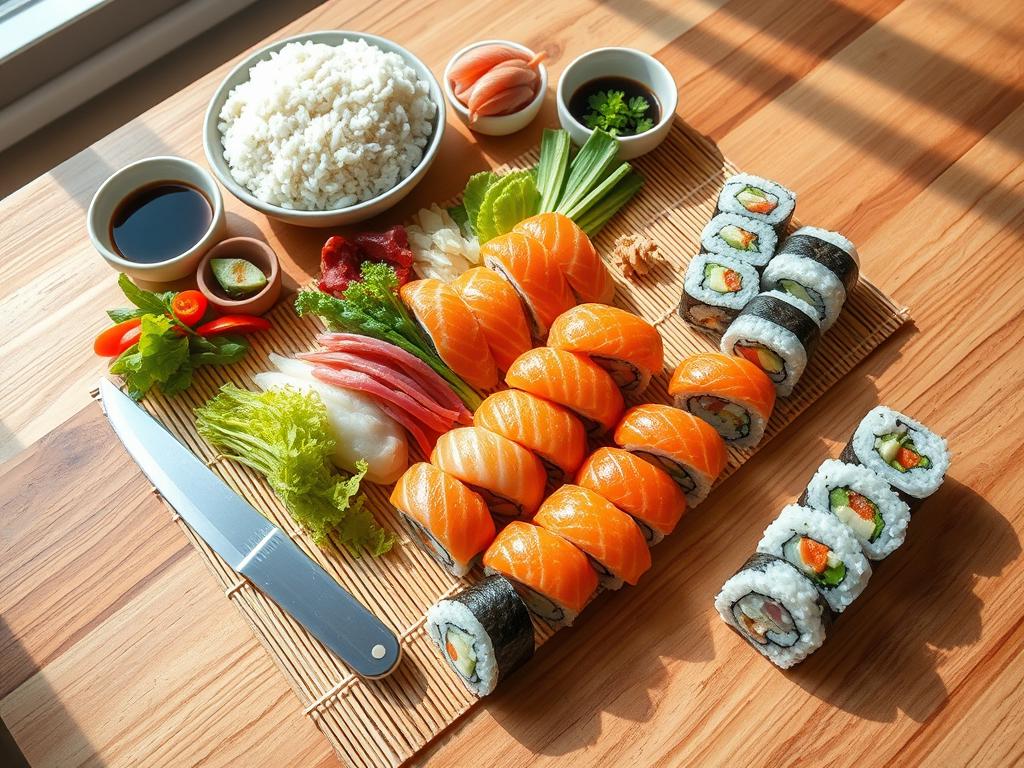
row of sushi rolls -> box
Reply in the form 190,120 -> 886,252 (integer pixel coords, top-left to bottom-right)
252,168 -> 949,695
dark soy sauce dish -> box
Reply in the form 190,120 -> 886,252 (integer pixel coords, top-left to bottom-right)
110,181 -> 213,264
568,76 -> 661,137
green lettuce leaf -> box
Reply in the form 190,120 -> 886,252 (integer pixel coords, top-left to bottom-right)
476,170 -> 538,243
461,171 -> 497,235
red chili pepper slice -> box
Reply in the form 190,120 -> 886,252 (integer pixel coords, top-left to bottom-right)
93,318 -> 143,356
195,315 -> 271,337
171,290 -> 208,326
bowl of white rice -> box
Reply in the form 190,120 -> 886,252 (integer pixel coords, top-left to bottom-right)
203,31 -> 445,227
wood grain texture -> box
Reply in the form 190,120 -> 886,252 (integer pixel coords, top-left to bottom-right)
1,0 -> 1022,765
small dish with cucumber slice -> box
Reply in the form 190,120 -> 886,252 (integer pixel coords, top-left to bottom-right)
197,236 -> 281,315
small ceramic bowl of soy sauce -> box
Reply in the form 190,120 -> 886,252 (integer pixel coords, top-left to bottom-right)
87,156 -> 227,283
556,47 -> 678,160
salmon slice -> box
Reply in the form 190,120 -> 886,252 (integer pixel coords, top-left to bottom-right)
504,347 -> 624,436
613,404 -> 727,507
451,267 -> 532,373
481,232 -> 575,341
547,304 -> 664,394
473,390 -> 586,488
430,427 -> 547,521
534,485 -> 651,587
668,352 -> 776,422
390,463 -> 496,577
514,212 -> 615,304
400,278 -> 498,390
483,521 -> 598,626
576,447 -> 688,544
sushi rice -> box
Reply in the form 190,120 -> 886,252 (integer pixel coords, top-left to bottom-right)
715,173 -> 797,236
699,213 -> 778,268
801,459 -> 911,560
757,504 -> 871,613
840,406 -> 950,500
681,253 -> 761,334
715,553 -> 830,669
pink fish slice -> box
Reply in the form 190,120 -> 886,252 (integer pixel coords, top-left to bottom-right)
448,44 -> 529,95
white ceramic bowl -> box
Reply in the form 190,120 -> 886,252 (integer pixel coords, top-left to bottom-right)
87,156 -> 227,283
203,30 -> 446,228
556,47 -> 678,161
443,40 -> 547,136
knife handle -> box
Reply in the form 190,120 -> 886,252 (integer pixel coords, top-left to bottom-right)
239,530 -> 402,678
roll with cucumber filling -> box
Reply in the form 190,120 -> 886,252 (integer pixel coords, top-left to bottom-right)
829,487 -> 884,543
687,395 -> 751,440
736,185 -> 779,215
781,535 -> 846,588
731,592 -> 799,647
874,429 -> 932,473
703,262 -> 744,293
718,224 -> 759,252
734,342 -> 787,383
778,278 -> 825,319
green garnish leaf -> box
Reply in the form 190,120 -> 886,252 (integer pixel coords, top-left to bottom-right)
295,263 -> 481,409
107,307 -> 148,323
117,273 -> 174,315
536,128 -> 571,213
195,385 -> 392,555
476,170 -> 539,243
461,172 -> 498,235
582,89 -> 655,137
555,128 -> 620,216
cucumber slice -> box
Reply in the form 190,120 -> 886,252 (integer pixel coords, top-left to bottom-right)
211,258 -> 267,297
876,435 -> 901,464
829,487 -> 849,509
779,278 -> 814,306
818,560 -> 846,587
719,224 -> 757,251
444,627 -> 477,679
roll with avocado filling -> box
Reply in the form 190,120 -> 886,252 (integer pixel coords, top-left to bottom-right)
718,224 -> 758,252
715,174 -> 796,237
699,213 -> 777,266
781,535 -> 846,588
829,487 -> 884,543
687,395 -> 751,440
874,430 -> 932,473
703,262 -> 743,293
778,278 -> 825,319
736,185 -> 779,215
734,341 -> 786,383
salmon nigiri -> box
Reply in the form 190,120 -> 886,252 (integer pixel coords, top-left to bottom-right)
473,390 -> 586,488
514,212 -> 615,304
668,352 -> 777,449
431,426 -> 547,521
614,404 -> 727,507
483,521 -> 598,627
576,447 -> 688,545
505,347 -> 624,436
534,485 -> 651,588
390,463 -> 496,577
400,278 -> 498,390
481,232 -> 575,341
546,304 -> 664,394
451,267 -> 532,373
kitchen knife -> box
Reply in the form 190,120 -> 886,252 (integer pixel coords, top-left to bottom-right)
98,378 -> 401,678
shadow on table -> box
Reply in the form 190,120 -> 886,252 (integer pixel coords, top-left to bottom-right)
0,616 -> 105,767
788,476 -> 1017,722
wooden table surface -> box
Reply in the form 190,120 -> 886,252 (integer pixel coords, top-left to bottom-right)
2,0 -> 1022,765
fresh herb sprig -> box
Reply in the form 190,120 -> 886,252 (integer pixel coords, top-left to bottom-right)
582,90 -> 654,137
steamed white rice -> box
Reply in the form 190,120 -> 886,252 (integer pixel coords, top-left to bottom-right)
218,39 -> 436,210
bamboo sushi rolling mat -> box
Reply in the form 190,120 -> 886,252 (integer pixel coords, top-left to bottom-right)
134,120 -> 908,768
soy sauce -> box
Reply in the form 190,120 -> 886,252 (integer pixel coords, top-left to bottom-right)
110,181 -> 212,263
568,76 -> 661,135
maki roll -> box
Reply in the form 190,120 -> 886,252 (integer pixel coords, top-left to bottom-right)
761,226 -> 860,331
546,304 -> 664,394
473,390 -> 586,489
668,352 -> 776,449
390,463 -> 496,577
715,173 -> 796,237
839,406 -> 950,501
576,447 -> 688,545
714,553 -> 831,669
534,485 -> 652,589
720,290 -> 821,397
699,213 -> 778,268
800,459 -> 911,560
427,575 -> 534,696
757,504 -> 872,613
680,253 -> 761,334
613,404 -> 727,507
483,521 -> 599,627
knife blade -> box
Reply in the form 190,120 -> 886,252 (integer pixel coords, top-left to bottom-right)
98,378 -> 401,678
